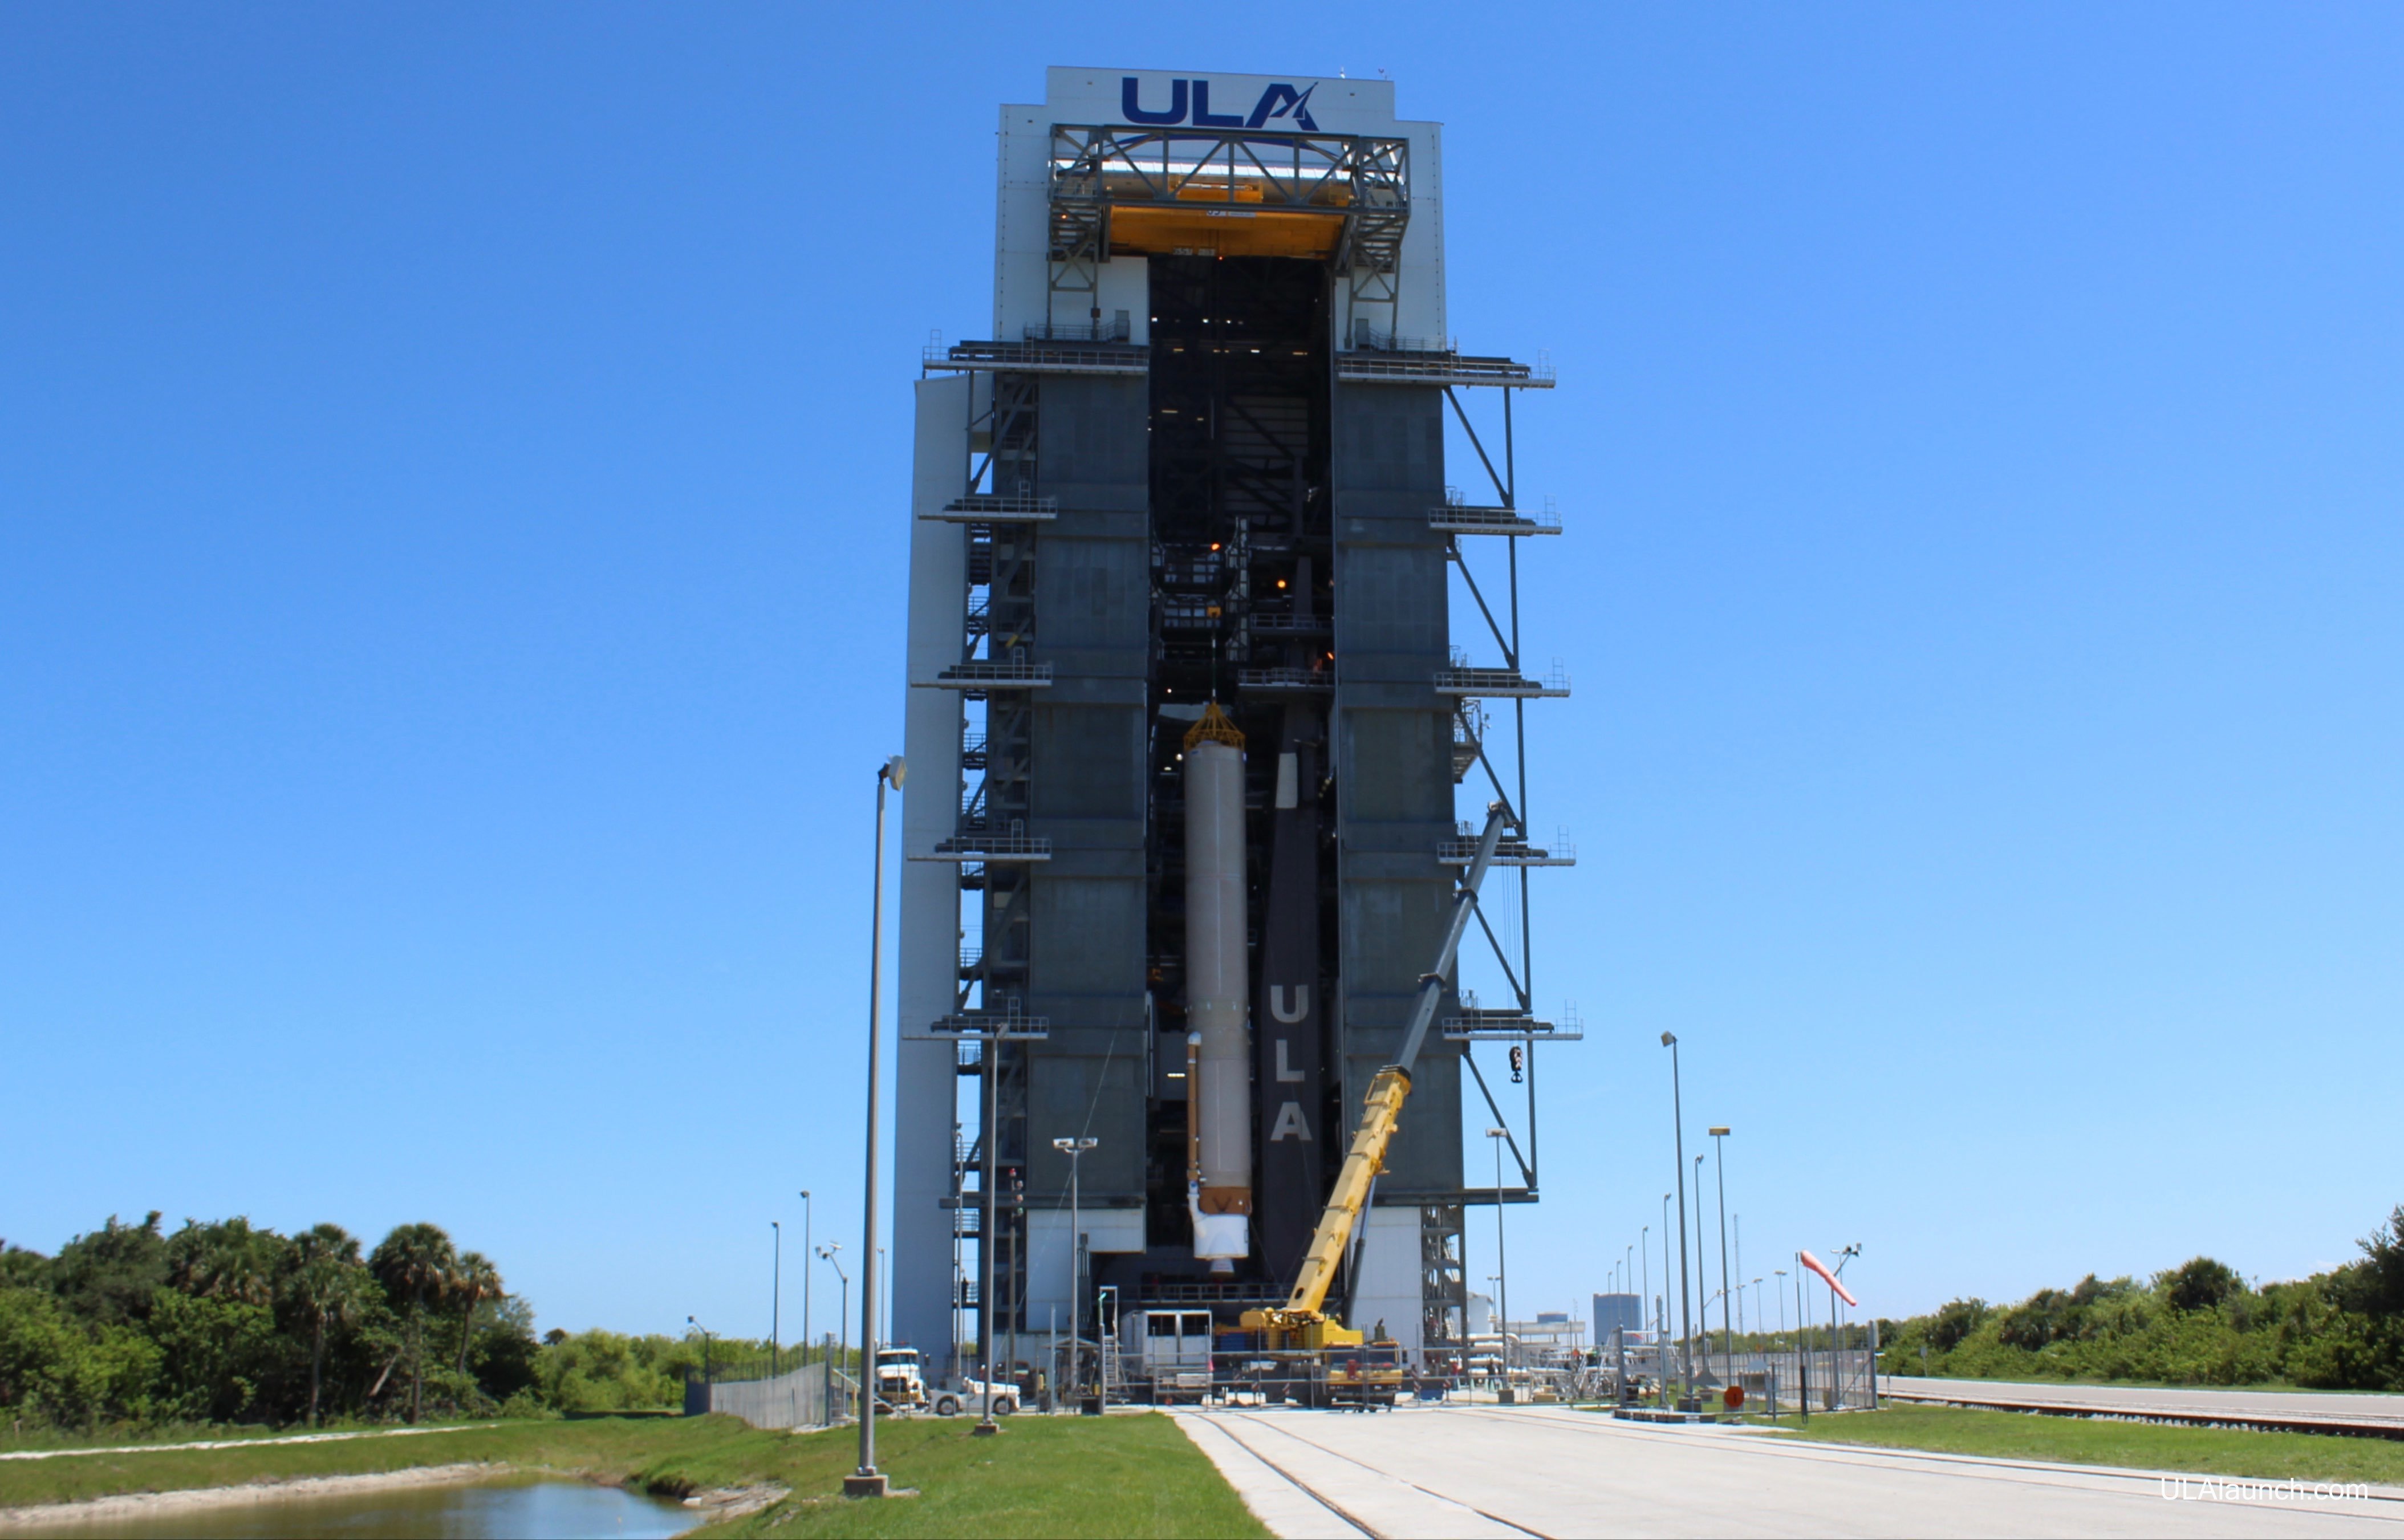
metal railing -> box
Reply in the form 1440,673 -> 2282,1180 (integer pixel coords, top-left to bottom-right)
1336,349 -> 1555,388
1023,318 -> 1132,343
925,340 -> 1148,376
1432,663 -> 1571,698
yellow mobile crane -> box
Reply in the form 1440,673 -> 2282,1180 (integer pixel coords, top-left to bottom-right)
1241,801 -> 1514,1371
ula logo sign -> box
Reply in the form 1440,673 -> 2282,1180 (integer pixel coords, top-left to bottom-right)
1122,77 -> 1319,132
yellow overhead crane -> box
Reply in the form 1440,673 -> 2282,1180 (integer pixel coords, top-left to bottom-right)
1242,799 -> 1514,1354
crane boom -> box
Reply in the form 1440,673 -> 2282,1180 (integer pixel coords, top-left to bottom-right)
1250,800 -> 1514,1340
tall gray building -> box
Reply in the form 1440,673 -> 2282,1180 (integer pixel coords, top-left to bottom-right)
894,67 -> 1574,1374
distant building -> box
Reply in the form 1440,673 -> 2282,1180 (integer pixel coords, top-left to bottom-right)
1593,1291 -> 1643,1339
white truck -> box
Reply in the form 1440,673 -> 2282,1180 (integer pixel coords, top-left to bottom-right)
933,1375 -> 1021,1417
873,1347 -> 928,1412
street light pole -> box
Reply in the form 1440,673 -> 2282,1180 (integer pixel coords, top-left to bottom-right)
687,1315 -> 713,1395
1708,1127 -> 1732,1388
968,1017 -> 1034,1437
1694,1155 -> 1708,1373
821,1244 -> 845,1424
1053,1136 -> 1096,1401
800,1192 -> 812,1374
1486,1128 -> 1509,1394
1734,1213 -> 1745,1340
771,1222 -> 782,1379
1659,1193 -> 1672,1409
848,747 -> 904,1501
1661,1034 -> 1695,1405
1639,1225 -> 1649,1346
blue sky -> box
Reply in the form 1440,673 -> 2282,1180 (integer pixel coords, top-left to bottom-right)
5,4 -> 2398,1343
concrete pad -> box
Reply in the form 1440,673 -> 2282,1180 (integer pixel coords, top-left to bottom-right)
1881,1376 -> 2404,1432
1187,1403 -> 2404,1538
1173,1413 -> 1369,1539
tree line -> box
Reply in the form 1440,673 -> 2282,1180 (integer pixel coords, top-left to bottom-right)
1878,1204 -> 2404,1389
0,1212 -> 792,1434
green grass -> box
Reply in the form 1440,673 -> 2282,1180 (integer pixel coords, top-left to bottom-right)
0,1413 -> 1269,1539
708,1416 -> 1269,1538
1747,1404 -> 2404,1488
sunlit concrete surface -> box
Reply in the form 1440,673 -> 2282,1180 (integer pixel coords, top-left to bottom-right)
1175,1403 -> 2404,1538
1883,1376 -> 2404,1431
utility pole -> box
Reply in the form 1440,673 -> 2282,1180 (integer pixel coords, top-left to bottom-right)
848,754 -> 904,1498
1487,1127 -> 1510,1395
1053,1136 -> 1096,1401
771,1221 -> 781,1379
965,1015 -> 1045,1435
1660,1034 -> 1695,1407
1708,1127 -> 1733,1387
821,1244 -> 846,1426
1694,1154 -> 1708,1380
1659,1192 -> 1672,1409
799,1191 -> 812,1374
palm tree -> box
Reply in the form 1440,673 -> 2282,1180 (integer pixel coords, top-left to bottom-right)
369,1223 -> 456,1425
289,1224 -> 366,1428
451,1251 -> 501,1381
166,1217 -> 287,1306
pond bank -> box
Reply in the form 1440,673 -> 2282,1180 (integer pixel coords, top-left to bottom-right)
0,1461 -> 503,1529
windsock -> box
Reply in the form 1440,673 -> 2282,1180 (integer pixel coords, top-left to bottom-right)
1800,1249 -> 1858,1307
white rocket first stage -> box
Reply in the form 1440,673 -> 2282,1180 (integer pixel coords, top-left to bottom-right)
1183,707 -> 1252,1271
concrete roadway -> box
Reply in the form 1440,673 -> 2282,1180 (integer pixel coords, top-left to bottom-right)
1881,1376 -> 2404,1432
1175,1403 -> 2404,1538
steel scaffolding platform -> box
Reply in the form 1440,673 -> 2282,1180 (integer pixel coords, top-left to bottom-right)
1430,503 -> 1562,536
1437,833 -> 1577,867
926,494 -> 1060,523
1433,665 -> 1571,698
1336,350 -> 1554,388
1236,665 -> 1334,692
924,339 -> 1149,376
919,827 -> 1054,863
921,660 -> 1055,690
1440,1010 -> 1585,1042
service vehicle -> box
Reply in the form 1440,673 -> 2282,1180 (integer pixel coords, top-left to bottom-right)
1121,1309 -> 1215,1403
932,1375 -> 1021,1417
872,1347 -> 929,1411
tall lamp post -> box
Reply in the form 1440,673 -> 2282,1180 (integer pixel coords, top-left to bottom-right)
799,1191 -> 813,1373
1661,1033 -> 1695,1406
771,1222 -> 782,1379
687,1315 -> 713,1396
1053,1136 -> 1096,1399
821,1244 -> 847,1421
1659,1193 -> 1672,1409
846,746 -> 904,1500
1485,1128 -> 1510,1395
1734,1213 -> 1745,1340
1639,1225 -> 1650,1343
1693,1155 -> 1708,1372
1708,1126 -> 1733,1387
963,1015 -> 1046,1436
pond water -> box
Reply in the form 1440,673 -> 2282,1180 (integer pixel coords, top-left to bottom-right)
17,1473 -> 694,1538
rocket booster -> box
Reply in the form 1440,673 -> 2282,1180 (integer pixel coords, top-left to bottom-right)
1184,725 -> 1252,1270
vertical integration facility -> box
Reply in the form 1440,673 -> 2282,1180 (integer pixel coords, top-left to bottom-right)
895,67 -> 1578,1374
